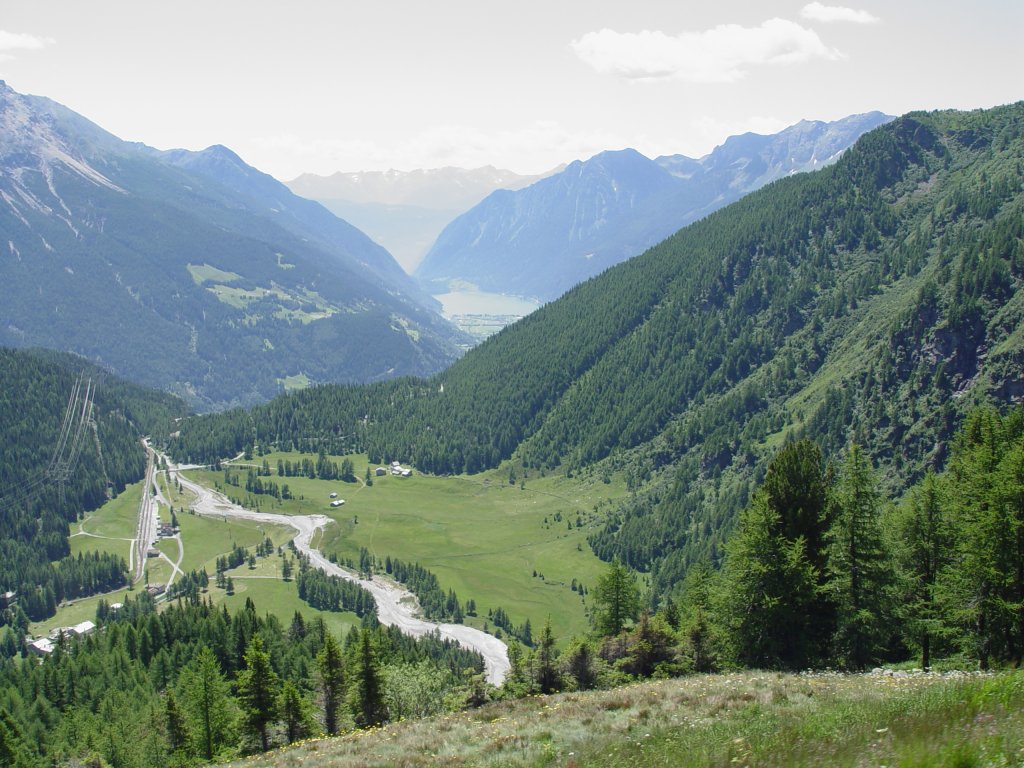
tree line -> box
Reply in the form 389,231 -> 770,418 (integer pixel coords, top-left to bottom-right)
0,591 -> 484,767
0,348 -> 186,625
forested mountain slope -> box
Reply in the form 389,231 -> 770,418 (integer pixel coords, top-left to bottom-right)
0,348 -> 187,622
0,82 -> 465,411
170,104 -> 1024,595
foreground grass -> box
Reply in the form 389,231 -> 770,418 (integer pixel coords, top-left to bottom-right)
228,670 -> 1024,768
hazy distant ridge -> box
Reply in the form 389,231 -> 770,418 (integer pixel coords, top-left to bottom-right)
415,112 -> 893,301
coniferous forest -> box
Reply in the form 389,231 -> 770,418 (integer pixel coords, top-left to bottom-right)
0,349 -> 187,624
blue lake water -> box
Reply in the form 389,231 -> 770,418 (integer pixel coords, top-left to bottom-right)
435,290 -> 542,318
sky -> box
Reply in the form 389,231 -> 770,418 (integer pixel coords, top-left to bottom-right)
1,1 -> 1020,181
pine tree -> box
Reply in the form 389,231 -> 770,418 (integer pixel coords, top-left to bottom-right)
827,444 -> 891,670
279,681 -> 316,744
348,630 -> 386,728
564,640 -> 597,691
237,636 -> 279,751
177,647 -> 236,761
719,491 -> 817,669
535,617 -> 560,694
889,471 -> 952,669
592,558 -> 640,636
316,632 -> 346,736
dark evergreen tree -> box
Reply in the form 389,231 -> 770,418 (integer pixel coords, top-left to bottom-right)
279,681 -> 316,744
349,630 -> 386,728
316,632 -> 347,736
827,444 -> 891,670
592,558 -> 640,636
535,617 -> 560,694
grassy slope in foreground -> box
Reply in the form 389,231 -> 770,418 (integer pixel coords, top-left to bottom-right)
228,669 -> 1024,768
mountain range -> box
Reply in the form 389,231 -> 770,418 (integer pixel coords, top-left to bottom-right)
287,166 -> 553,272
174,102 -> 1024,595
415,112 -> 893,302
0,81 -> 466,411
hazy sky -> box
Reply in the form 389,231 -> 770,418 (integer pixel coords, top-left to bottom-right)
1,1 -> 1020,180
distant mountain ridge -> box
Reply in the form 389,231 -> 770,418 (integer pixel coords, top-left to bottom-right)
0,81 -> 466,410
287,166 -> 557,271
415,112 -> 893,301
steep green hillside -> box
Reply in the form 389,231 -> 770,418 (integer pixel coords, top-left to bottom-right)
170,104 -> 1024,597
0,348 -> 187,621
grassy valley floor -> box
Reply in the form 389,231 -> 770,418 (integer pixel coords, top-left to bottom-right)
227,669 -> 1023,768
188,452 -> 626,641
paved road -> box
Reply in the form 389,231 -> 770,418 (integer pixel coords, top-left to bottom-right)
170,463 -> 510,685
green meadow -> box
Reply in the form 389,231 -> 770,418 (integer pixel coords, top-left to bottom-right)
69,479 -> 143,561
44,453 -> 625,643
211,558 -> 360,640
188,452 -> 628,642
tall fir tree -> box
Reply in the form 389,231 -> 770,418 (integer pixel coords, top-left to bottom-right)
888,471 -> 952,669
348,630 -> 386,728
237,636 -> 280,752
719,491 -> 817,669
592,558 -> 640,636
316,632 -> 347,736
177,646 -> 236,761
827,444 -> 891,670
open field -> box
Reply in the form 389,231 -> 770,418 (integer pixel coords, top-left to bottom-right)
190,453 -> 628,641
210,560 -> 361,640
36,471 -> 295,636
228,669 -> 1024,768
68,479 -> 144,560
30,587 -> 133,635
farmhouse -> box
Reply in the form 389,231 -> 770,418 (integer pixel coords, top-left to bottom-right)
69,620 -> 95,637
375,467 -> 386,476
28,637 -> 54,655
389,461 -> 413,477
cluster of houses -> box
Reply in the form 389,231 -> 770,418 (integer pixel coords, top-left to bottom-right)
377,461 -> 412,478
28,618 -> 101,655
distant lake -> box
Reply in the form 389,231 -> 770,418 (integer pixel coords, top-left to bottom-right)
435,290 -> 542,318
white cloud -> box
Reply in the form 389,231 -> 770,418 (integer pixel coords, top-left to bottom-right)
0,30 -> 55,53
570,18 -> 841,83
800,3 -> 880,24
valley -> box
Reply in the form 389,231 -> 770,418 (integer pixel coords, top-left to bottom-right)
34,444 -> 625,683
436,289 -> 543,342
2,92 -> 1024,767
